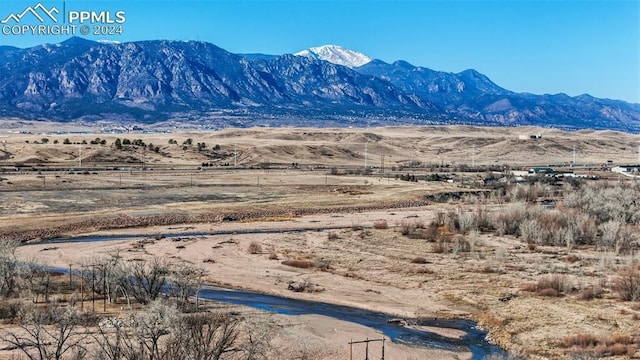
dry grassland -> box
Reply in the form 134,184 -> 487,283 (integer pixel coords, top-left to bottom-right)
2,122 -> 640,359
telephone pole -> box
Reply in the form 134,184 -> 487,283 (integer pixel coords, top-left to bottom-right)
349,338 -> 385,360
471,144 -> 475,168
364,142 -> 368,169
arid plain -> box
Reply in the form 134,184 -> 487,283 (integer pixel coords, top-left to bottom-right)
1,122 -> 640,359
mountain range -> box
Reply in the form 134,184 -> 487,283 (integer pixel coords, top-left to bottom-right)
0,37 -> 638,131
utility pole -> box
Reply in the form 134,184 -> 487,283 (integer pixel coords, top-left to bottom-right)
80,268 -> 84,311
573,144 -> 576,166
234,142 -> 237,168
348,338 -> 385,360
364,142 -> 368,169
103,266 -> 106,312
472,144 -> 475,168
92,265 -> 96,312
78,144 -> 82,167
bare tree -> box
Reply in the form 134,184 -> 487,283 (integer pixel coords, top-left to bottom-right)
166,261 -> 206,311
2,305 -> 87,360
0,240 -> 22,297
129,299 -> 178,360
239,313 -> 275,360
114,257 -> 168,305
613,263 -> 640,301
91,317 -> 131,360
166,312 -> 241,360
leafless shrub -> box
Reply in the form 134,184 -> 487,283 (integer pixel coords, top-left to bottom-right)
398,220 -> 415,236
612,263 -> 640,301
313,258 -> 332,270
422,224 -> 439,242
494,203 -> 526,236
615,224 -> 636,255
414,267 -> 434,274
599,220 -> 620,251
467,229 -> 481,247
538,288 -> 560,297
458,211 -> 477,234
577,285 -> 603,301
445,210 -> 460,233
0,300 -> 22,321
479,265 -> 499,274
2,304 -> 88,360
475,206 -> 495,232
433,211 -> 446,227
327,232 -> 340,240
573,214 -> 598,245
398,220 -> 437,241
559,333 -> 600,348
558,332 -> 636,358
268,252 -> 278,260
523,274 -> 575,296
607,333 -> 634,346
432,241 -> 448,254
564,183 -> 640,225
519,218 -> 543,244
373,220 -> 388,229
410,257 -> 428,264
507,183 -> 551,203
281,259 -> 314,269
247,241 -> 263,254
453,235 -> 471,253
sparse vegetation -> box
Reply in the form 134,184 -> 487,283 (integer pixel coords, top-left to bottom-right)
558,333 -> 636,358
3,126 -> 640,359
522,274 -> 575,297
247,241 -> 263,254
281,259 -> 315,269
410,256 -> 428,264
613,263 -> 640,302
373,220 -> 388,229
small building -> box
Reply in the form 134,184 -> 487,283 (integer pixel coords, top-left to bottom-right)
612,165 -> 640,173
518,134 -> 542,140
528,167 -> 555,175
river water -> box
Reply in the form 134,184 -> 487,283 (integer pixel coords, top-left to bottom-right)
198,286 -> 504,359
38,233 -> 505,359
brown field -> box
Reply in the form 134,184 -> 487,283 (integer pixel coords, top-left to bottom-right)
2,122 -> 640,359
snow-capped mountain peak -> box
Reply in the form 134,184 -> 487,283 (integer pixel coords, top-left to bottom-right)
294,45 -> 372,68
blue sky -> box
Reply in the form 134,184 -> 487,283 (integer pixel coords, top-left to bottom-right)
1,0 -> 639,103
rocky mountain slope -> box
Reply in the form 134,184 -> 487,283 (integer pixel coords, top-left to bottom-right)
0,37 -> 638,131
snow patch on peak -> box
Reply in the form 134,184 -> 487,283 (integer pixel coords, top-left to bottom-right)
96,40 -> 121,45
294,45 -> 372,68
